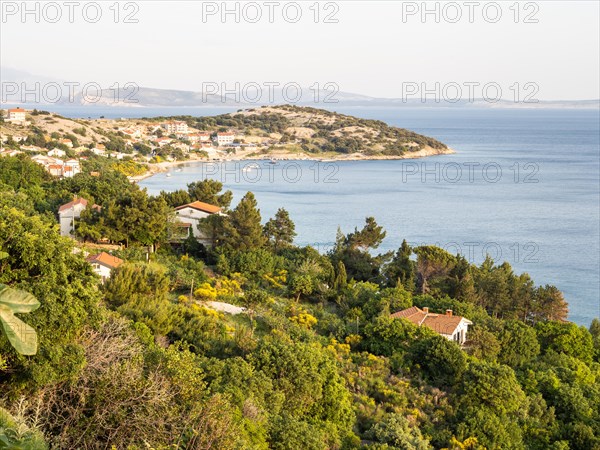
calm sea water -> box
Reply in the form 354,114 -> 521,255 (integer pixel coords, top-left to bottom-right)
47,106 -> 600,326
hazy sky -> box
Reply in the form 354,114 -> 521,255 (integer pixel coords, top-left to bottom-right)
1,1 -> 599,100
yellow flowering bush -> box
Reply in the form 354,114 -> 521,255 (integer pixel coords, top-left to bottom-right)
289,311 -> 318,329
193,282 -> 217,301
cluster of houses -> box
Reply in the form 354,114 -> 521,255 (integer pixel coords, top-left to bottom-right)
56,197 -> 225,279
1,108 -> 273,177
31,154 -> 81,178
54,195 -> 475,344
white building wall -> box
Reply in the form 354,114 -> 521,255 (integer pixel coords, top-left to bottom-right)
175,207 -> 214,244
58,204 -> 87,236
91,263 -> 113,282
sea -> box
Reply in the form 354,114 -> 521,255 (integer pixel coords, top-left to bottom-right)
32,105 -> 600,326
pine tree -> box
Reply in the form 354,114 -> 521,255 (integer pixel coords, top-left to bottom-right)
187,179 -> 233,208
264,208 -> 297,251
386,239 -> 416,292
221,192 -> 266,251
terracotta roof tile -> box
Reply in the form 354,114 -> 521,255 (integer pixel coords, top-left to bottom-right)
391,306 -> 472,336
175,201 -> 221,214
86,252 -> 124,269
59,198 -> 88,213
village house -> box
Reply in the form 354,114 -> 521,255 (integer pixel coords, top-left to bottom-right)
86,252 -> 124,283
173,201 -> 223,245
161,121 -> 188,134
31,154 -> 61,167
391,306 -> 473,345
59,139 -> 74,148
154,137 -> 173,147
121,128 -> 142,139
186,132 -> 211,143
214,132 -> 235,147
58,197 -> 99,236
48,148 -> 66,158
6,108 -> 26,123
47,164 -> 64,177
0,149 -> 23,157
64,159 -> 81,176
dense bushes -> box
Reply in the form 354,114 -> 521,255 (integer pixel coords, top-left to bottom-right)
1,160 -> 598,449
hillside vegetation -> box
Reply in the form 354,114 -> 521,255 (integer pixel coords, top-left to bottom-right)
0,151 -> 598,449
1,106 -> 450,164
185,105 -> 449,156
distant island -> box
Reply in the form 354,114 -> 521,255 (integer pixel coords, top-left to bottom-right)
0,105 -> 453,180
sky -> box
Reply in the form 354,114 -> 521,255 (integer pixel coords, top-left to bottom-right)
1,0 -> 599,100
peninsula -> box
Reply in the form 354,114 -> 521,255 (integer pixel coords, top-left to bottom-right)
0,105 -> 454,181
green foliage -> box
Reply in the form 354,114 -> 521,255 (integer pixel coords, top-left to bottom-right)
0,156 -> 51,191
363,316 -> 420,356
0,149 -> 592,450
414,246 -> 457,295
408,333 -> 467,387
187,179 -> 233,208
536,321 -> 594,364
0,205 -> 100,390
0,285 -> 40,355
264,208 -> 297,251
221,192 -> 267,252
385,239 -> 416,291
0,407 -> 47,450
366,413 -> 430,449
103,262 -> 173,334
497,320 -> 541,367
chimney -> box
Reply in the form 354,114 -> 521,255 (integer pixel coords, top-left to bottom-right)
446,309 -> 453,317
422,307 -> 429,314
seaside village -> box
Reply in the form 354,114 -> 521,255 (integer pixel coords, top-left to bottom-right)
1,107 -> 474,345
0,107 -> 261,180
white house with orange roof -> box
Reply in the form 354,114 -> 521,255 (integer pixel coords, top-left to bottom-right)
86,252 -> 124,282
6,108 -> 26,123
391,306 -> 472,345
58,197 -> 100,236
64,159 -> 81,176
58,139 -> 74,148
58,197 -> 88,236
173,201 -> 224,245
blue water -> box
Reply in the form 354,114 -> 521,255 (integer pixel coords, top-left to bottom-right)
46,106 -> 600,326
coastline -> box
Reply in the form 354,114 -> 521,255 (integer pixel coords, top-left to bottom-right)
131,146 -> 456,182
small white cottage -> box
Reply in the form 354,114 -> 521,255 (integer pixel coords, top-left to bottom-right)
391,306 -> 473,345
173,201 -> 223,245
58,198 -> 89,237
86,252 -> 124,283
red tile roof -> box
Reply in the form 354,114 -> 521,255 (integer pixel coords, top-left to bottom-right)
391,306 -> 471,336
86,252 -> 124,269
59,198 -> 88,213
175,201 -> 222,214
8,108 -> 25,113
